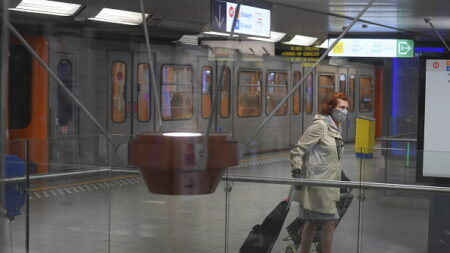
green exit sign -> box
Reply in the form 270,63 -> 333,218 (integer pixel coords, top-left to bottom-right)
328,38 -> 415,58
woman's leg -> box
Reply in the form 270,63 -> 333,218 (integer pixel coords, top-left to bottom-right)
320,220 -> 338,253
300,220 -> 319,253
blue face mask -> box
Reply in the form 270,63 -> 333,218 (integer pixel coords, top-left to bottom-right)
332,109 -> 347,123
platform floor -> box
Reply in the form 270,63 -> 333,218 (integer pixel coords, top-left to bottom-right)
2,148 -> 432,253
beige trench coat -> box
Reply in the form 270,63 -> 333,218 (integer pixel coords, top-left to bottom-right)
290,114 -> 344,214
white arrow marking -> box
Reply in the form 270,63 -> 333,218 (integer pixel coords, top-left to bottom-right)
215,4 -> 225,29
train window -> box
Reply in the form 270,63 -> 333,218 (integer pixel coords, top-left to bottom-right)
293,71 -> 301,115
238,70 -> 262,117
359,76 -> 373,112
305,73 -> 314,114
318,74 -> 335,111
57,59 -> 73,126
220,67 -> 230,118
137,64 -> 151,122
339,74 -> 347,94
266,71 -> 288,116
8,44 -> 32,129
161,65 -> 193,120
201,66 -> 212,119
349,75 -> 356,112
111,62 -> 127,123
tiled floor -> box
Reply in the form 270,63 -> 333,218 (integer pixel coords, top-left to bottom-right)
1,148 -> 432,253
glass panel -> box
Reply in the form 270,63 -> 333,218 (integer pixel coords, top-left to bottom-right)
359,76 -> 373,112
339,73 -> 346,94
137,64 -> 150,122
238,70 -> 262,117
220,66 -> 231,118
57,59 -> 73,126
201,66 -> 212,118
293,71 -> 301,115
318,74 -> 335,111
111,62 -> 126,123
305,72 -> 314,114
161,65 -> 193,120
349,75 -> 356,112
266,72 -> 288,116
8,44 -> 32,129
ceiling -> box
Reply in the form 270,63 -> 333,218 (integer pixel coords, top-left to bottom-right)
7,0 -> 450,44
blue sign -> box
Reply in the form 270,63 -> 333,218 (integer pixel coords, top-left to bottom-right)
211,0 -> 226,32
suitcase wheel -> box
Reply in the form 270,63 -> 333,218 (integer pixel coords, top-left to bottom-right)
285,244 -> 296,253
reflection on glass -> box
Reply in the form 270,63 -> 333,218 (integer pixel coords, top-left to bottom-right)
161,65 -> 193,120
293,71 -> 301,115
238,70 -> 261,117
305,73 -> 314,114
137,64 -> 151,121
201,66 -> 212,118
349,75 -> 356,112
318,74 -> 335,111
220,67 -> 230,118
359,76 -> 373,112
111,62 -> 126,123
266,72 -> 288,116
339,73 -> 346,94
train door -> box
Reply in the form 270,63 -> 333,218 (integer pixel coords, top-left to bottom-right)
357,67 -> 375,118
132,52 -> 155,136
347,68 -> 357,140
107,51 -> 132,165
215,61 -> 233,135
198,56 -> 214,132
233,57 -> 264,152
338,67 -> 349,140
50,52 -> 80,171
316,64 -> 337,121
302,66 -> 316,128
291,63 -> 303,144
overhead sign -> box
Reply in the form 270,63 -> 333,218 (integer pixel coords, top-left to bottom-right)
420,59 -> 450,179
211,0 -> 271,38
328,39 -> 414,58
275,45 -> 325,66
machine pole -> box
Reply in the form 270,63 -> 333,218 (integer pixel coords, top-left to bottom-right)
241,0 -> 376,157
0,0 -> 10,249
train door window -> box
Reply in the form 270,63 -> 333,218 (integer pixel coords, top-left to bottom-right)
266,71 -> 288,116
220,67 -> 230,118
111,62 -> 127,123
201,66 -> 212,118
305,73 -> 313,114
137,64 -> 150,122
57,59 -> 73,126
293,71 -> 301,115
161,65 -> 193,120
359,76 -> 373,112
339,74 -> 347,94
318,74 -> 335,111
238,70 -> 261,117
349,75 -> 356,112
8,44 -> 32,129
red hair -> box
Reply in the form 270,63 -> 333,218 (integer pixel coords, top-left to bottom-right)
320,92 -> 348,115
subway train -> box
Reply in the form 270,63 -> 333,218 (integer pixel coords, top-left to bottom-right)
7,34 -> 381,173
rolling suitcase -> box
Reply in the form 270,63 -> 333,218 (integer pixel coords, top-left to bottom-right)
240,188 -> 294,253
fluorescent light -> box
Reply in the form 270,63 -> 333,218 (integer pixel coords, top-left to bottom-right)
203,31 -> 239,37
9,0 -> 81,16
247,31 -> 286,42
283,35 -> 318,46
317,39 -> 329,49
177,35 -> 199,46
163,132 -> 202,137
88,8 -> 149,25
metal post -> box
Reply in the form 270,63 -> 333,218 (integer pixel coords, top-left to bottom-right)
0,0 -> 10,250
25,140 -> 30,253
139,0 -> 163,131
241,0 -> 377,157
